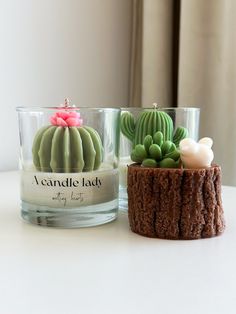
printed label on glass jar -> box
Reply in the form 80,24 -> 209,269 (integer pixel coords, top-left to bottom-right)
20,168 -> 119,208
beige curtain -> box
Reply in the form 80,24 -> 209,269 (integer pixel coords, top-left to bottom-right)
129,0 -> 236,185
129,0 -> 174,107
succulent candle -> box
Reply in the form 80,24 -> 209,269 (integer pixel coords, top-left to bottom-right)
126,113 -> 225,240
119,105 -> 200,211
17,101 -> 120,227
130,131 -> 180,168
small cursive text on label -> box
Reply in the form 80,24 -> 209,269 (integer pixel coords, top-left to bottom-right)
52,192 -> 67,206
70,192 -> 84,203
51,191 -> 85,207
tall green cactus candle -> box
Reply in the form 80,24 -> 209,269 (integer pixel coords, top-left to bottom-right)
121,104 -> 188,147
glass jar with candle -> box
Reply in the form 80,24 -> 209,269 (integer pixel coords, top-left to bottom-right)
16,101 -> 120,227
119,106 -> 200,211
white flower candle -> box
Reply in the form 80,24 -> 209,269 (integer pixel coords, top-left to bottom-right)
179,137 -> 214,168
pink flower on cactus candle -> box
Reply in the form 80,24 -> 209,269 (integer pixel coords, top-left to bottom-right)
50,111 -> 83,127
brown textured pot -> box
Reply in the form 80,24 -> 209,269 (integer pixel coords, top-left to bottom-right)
127,164 -> 225,240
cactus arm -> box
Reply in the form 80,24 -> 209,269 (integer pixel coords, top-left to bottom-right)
120,112 -> 135,142
173,127 -> 188,147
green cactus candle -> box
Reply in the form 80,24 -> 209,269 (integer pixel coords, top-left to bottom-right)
120,104 -> 188,147
32,110 -> 103,173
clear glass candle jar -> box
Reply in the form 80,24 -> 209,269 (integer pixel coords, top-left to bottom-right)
16,106 -> 120,228
119,107 -> 200,211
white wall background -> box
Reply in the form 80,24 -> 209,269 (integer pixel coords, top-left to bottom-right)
0,0 -> 132,171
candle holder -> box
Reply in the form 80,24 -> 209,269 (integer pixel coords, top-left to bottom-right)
119,106 -> 200,211
16,101 -> 120,228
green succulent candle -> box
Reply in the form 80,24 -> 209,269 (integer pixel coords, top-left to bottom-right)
131,131 -> 180,168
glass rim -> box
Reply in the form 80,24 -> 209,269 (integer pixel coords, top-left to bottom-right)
121,107 -> 200,111
16,106 -> 121,113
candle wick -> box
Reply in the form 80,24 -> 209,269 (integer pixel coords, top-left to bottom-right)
153,103 -> 158,110
64,98 -> 70,108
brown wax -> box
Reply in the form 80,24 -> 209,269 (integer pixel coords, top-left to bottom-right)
127,164 -> 225,240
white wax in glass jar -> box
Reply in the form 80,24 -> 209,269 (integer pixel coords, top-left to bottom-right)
118,156 -> 132,187
21,163 -> 118,208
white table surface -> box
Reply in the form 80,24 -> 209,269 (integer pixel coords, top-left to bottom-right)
0,171 -> 236,314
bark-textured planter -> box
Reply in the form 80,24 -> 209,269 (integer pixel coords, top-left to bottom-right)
127,164 -> 225,239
